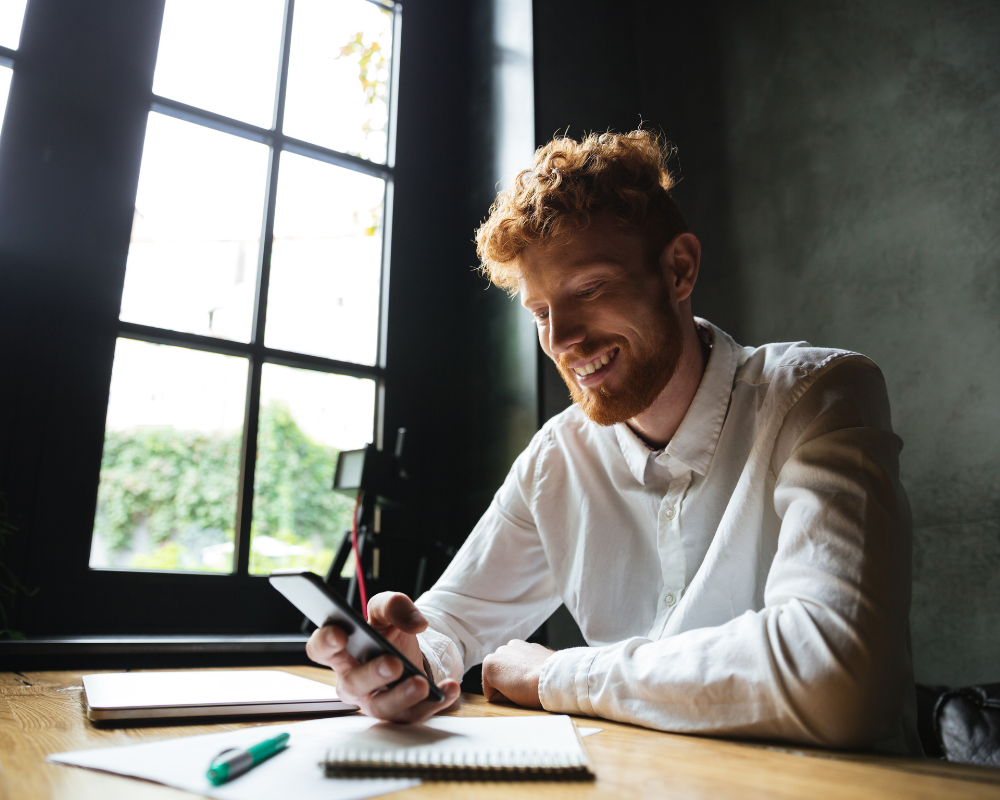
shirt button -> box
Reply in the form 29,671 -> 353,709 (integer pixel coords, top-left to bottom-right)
664,507 -> 675,520
664,593 -> 676,606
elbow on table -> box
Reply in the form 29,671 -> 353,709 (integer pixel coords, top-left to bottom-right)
784,646 -> 900,750
801,681 -> 883,750
771,606 -> 902,750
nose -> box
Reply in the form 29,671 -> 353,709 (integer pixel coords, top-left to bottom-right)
546,307 -> 586,356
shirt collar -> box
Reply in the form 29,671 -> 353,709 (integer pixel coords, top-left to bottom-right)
614,318 -> 740,484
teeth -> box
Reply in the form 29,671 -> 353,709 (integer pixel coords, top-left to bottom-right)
574,350 -> 616,377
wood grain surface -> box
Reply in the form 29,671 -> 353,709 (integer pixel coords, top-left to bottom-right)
2,666 -> 999,800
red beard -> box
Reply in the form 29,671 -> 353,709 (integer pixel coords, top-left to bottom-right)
555,308 -> 684,426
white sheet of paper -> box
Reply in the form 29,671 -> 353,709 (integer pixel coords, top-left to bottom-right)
48,715 -> 417,800
578,727 -> 602,737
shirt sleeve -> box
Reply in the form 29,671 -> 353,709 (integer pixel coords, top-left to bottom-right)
415,429 -> 564,684
537,358 -> 915,750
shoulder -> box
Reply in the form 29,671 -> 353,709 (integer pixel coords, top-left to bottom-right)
538,403 -> 589,440
735,339 -> 881,398
537,403 -> 621,454
517,402 -> 620,480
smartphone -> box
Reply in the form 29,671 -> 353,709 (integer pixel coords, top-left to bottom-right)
269,569 -> 445,703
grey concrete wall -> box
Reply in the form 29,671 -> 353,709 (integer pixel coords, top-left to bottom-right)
718,0 -> 1000,686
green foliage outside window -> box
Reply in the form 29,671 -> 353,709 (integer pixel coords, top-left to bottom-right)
94,402 -> 355,574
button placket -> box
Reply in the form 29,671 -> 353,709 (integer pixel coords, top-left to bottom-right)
656,480 -> 686,626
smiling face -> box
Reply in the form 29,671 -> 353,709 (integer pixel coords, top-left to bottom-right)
519,213 -> 685,426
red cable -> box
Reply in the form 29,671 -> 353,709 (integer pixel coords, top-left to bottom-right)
350,491 -> 369,621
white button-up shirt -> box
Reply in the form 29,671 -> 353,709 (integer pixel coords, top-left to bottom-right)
416,319 -> 919,754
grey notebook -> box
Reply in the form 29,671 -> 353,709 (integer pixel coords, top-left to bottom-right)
321,715 -> 595,780
83,670 -> 358,721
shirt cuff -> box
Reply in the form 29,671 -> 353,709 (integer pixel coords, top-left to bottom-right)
538,646 -> 599,717
416,627 -> 464,686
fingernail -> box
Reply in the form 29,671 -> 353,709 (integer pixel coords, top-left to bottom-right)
407,678 -> 424,697
406,610 -> 427,625
378,659 -> 394,679
324,628 -> 338,646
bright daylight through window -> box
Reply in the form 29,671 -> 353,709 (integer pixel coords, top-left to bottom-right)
90,0 -> 397,577
0,0 -> 29,139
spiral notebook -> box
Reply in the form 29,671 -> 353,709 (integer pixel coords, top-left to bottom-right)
321,715 -> 595,780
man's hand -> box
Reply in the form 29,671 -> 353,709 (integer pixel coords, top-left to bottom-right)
305,591 -> 461,723
481,639 -> 555,709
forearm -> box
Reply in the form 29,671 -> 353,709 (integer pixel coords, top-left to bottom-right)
538,598 -> 896,748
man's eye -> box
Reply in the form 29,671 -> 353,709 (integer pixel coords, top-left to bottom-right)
578,283 -> 603,298
534,310 -> 549,323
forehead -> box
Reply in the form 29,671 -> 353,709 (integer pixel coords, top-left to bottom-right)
517,217 -> 645,301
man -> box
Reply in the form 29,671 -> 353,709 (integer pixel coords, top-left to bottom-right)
307,130 -> 920,753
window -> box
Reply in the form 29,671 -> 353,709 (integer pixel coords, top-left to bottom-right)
90,0 -> 399,579
0,0 -> 28,137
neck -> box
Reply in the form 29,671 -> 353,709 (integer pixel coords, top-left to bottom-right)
625,315 -> 706,449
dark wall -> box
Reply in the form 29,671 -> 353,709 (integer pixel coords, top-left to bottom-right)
716,0 -> 1000,686
384,0 -> 537,553
533,0 -> 1000,685
532,0 -> 741,420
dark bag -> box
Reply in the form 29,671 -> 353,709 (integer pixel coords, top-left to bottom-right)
933,683 -> 1000,767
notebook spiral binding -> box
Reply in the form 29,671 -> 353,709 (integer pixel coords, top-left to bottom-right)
321,746 -> 596,781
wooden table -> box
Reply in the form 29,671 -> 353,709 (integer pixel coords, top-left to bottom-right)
3,666 -> 1000,799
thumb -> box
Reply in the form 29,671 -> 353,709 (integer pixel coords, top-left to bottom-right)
370,591 -> 428,634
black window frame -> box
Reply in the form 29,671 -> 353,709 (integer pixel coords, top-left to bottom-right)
107,0 -> 402,580
0,0 -> 411,638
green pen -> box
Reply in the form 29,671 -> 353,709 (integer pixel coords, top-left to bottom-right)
206,732 -> 290,785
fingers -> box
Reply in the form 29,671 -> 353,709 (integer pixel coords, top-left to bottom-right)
336,655 -> 405,702
305,607 -> 459,723
367,591 -> 428,635
367,678 -> 463,724
305,625 -> 360,675
480,653 -> 505,703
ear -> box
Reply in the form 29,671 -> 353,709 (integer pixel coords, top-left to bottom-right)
658,232 -> 701,304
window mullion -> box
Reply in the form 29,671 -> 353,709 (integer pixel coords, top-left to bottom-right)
384,5 -> 401,170
272,0 -> 296,134
234,356 -> 264,577
233,0 -> 298,577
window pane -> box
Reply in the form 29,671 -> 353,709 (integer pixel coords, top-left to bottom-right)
249,364 -> 375,576
0,66 -> 11,138
152,0 -> 285,128
265,152 -> 384,365
119,112 -> 269,342
90,339 -> 249,573
0,0 -> 27,50
283,0 -> 393,163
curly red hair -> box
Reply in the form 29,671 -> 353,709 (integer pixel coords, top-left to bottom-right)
475,129 -> 688,293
